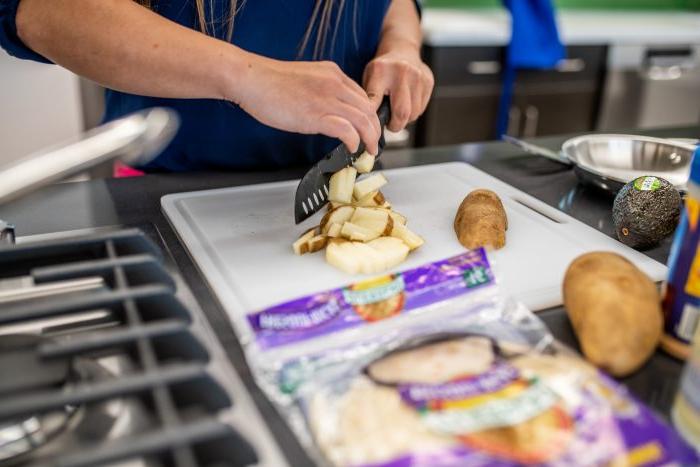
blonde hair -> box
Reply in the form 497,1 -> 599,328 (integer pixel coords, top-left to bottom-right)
137,0 -> 355,59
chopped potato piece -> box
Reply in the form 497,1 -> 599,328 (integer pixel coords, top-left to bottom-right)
389,211 -> 407,226
350,207 -> 393,236
329,167 -> 357,204
354,191 -> 386,208
326,223 -> 342,238
368,237 -> 409,270
391,223 -> 424,250
353,173 -> 387,200
326,241 -> 360,275
328,237 -> 349,246
307,235 -> 328,253
353,151 -> 376,174
326,238 -> 409,275
328,201 -> 349,211
293,228 -> 317,255
341,222 -> 381,242
320,205 -> 355,234
352,241 -> 387,274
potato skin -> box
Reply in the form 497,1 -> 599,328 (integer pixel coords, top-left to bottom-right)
454,189 -> 507,250
563,252 -> 662,377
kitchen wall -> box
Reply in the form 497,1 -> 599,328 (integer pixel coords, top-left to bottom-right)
0,49 -> 83,167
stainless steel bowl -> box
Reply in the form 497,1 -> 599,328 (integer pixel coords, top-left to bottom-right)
562,134 -> 695,193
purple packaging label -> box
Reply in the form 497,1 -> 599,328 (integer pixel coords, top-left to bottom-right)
351,372 -> 699,467
248,249 -> 494,350
398,363 -> 519,410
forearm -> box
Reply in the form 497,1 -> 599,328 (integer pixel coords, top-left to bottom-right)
376,0 -> 422,57
16,0 -> 248,101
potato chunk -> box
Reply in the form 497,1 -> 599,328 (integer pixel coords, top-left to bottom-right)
329,167 -> 357,204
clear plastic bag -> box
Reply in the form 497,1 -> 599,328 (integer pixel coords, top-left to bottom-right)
246,248 -> 513,406
289,310 -> 698,467
243,247 -> 697,466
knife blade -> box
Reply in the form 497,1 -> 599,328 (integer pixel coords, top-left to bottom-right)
294,97 -> 391,224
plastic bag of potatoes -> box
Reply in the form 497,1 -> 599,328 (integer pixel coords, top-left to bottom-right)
288,309 -> 697,467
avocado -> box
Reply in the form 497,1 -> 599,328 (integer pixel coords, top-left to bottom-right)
612,176 -> 682,250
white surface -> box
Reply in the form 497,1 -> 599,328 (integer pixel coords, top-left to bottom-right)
423,9 -> 700,46
0,50 -> 83,166
162,162 -> 667,335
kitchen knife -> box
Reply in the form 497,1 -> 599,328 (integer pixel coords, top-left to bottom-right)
294,97 -> 391,224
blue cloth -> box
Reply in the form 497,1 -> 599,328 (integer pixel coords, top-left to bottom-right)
496,0 -> 564,138
691,145 -> 700,184
0,1 -> 420,172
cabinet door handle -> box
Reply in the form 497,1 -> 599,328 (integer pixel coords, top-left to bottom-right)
467,61 -> 501,75
556,58 -> 586,73
506,106 -> 521,137
523,105 -> 539,137
642,48 -> 695,80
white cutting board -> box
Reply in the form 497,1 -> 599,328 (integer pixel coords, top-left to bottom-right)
162,162 -> 666,330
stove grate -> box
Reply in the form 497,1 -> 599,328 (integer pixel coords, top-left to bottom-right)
0,229 -> 258,467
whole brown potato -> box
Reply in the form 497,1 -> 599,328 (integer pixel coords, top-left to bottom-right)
563,252 -> 662,377
454,189 -> 507,250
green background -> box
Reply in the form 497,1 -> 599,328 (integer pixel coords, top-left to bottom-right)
424,0 -> 700,10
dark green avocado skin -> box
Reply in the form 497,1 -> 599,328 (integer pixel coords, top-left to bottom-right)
612,177 -> 682,250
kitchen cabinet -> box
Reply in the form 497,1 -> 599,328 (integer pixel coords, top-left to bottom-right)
415,45 -> 607,146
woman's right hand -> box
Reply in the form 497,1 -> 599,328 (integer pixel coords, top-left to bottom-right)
232,55 -> 381,155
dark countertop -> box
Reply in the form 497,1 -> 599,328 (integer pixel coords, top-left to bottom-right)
1,125 -> 696,464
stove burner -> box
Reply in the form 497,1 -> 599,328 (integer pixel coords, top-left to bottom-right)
0,228 -> 278,466
0,407 -> 75,463
0,334 -> 71,396
0,336 -> 144,466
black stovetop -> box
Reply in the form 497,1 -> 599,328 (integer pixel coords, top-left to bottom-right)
0,227 -> 278,467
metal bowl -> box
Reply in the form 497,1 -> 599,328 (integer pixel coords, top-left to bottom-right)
561,134 -> 695,194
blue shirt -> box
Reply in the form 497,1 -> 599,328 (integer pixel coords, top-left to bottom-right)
0,1 -> 412,172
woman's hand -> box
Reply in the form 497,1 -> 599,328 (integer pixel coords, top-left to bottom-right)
363,0 -> 433,132
363,48 -> 434,132
234,55 -> 381,155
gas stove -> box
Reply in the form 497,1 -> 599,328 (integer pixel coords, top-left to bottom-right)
0,227 -> 287,466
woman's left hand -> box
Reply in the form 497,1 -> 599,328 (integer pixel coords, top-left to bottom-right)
363,48 -> 434,133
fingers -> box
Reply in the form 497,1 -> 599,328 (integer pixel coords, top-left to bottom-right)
336,83 -> 382,140
340,71 -> 371,103
363,57 -> 436,132
419,64 -> 434,116
333,102 -> 380,155
321,61 -> 380,154
323,61 -> 373,113
363,63 -> 390,112
319,115 -> 361,153
389,79 -> 412,132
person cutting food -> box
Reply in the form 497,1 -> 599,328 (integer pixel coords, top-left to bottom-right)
0,0 -> 433,172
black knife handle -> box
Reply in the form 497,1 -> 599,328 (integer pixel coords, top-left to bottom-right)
377,96 -> 391,157
377,96 -> 391,128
